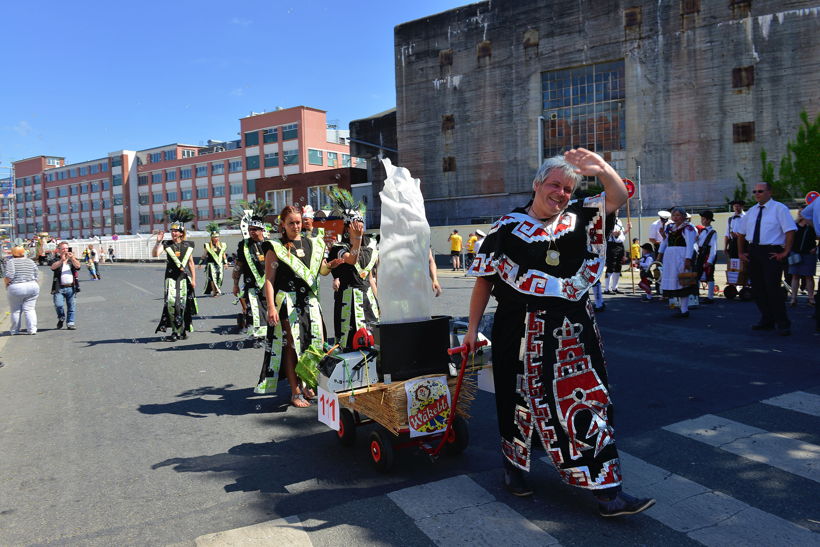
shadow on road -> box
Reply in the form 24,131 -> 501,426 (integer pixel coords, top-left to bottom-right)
80,336 -> 157,346
138,384 -> 271,418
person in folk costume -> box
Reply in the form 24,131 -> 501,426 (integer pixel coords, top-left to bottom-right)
603,212 -> 626,294
82,243 -> 100,280
256,205 -> 332,407
232,200 -> 273,342
200,222 -> 228,296
152,207 -> 198,341
657,207 -> 698,318
463,148 -> 655,517
326,188 -> 379,351
301,204 -> 325,239
695,210 -> 718,303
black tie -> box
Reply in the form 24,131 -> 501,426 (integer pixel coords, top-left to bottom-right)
752,205 -> 764,245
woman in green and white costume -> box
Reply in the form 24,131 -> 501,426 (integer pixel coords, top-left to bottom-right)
327,190 -> 379,351
152,207 -> 197,341
257,205 -> 332,407
201,222 -> 228,296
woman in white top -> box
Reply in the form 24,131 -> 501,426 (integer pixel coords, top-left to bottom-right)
658,207 -> 697,318
4,246 -> 40,335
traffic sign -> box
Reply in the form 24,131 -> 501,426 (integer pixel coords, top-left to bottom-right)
622,178 -> 636,198
806,191 -> 819,204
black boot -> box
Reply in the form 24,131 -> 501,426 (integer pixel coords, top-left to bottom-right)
597,491 -> 655,517
502,460 -> 533,497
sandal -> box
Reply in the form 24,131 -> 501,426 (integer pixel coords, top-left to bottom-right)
291,394 -> 310,408
303,388 -> 316,400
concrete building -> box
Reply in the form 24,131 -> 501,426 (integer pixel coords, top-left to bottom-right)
394,1 -> 820,225
11,106 -> 362,239
349,108 -> 398,228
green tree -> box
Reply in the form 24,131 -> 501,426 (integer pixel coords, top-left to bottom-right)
778,110 -> 820,197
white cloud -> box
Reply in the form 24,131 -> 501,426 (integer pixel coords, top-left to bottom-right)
230,17 -> 252,26
230,88 -> 245,97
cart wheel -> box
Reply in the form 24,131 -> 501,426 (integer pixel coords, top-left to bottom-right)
443,415 -> 469,456
369,430 -> 394,472
337,408 -> 356,446
724,285 -> 737,300
739,287 -> 753,301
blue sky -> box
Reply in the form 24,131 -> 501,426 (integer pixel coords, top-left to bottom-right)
0,0 -> 469,169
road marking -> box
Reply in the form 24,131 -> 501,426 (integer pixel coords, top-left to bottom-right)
195,514 -> 311,546
124,280 -> 153,295
619,451 -> 817,545
762,391 -> 820,418
388,475 -> 560,545
663,414 -> 820,483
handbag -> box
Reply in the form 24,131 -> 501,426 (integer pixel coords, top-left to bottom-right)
787,253 -> 801,266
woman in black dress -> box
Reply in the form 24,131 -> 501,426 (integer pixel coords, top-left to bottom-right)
152,208 -> 197,341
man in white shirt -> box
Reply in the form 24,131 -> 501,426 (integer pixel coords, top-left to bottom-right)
648,211 -> 670,255
724,200 -> 746,259
695,210 -> 718,303
605,216 -> 626,294
736,183 -> 797,336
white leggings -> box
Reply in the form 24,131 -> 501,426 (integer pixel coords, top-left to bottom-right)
7,281 -> 40,334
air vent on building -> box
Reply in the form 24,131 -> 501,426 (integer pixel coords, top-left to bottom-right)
624,7 -> 641,28
442,156 -> 457,172
729,1 -> 751,17
549,112 -> 558,120
477,41 -> 492,59
441,114 -> 455,131
681,0 -> 700,15
732,66 -> 754,88
439,49 -> 453,66
733,122 -> 755,143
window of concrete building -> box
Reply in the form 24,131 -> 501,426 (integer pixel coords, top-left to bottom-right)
138,195 -> 149,205
112,174 -> 123,186
441,114 -> 455,131
213,185 -> 225,197
283,150 -> 299,165
47,189 -> 56,199
181,190 -> 192,200
58,187 -> 68,197
196,187 -> 209,199
733,122 -> 755,143
152,172 -> 162,183
342,154 -> 350,167
328,152 -> 337,167
166,191 -> 177,202
732,66 -> 754,88
439,49 -> 453,66
245,131 -> 260,147
92,201 -> 100,211
153,192 -> 162,203
182,149 -> 196,158
69,168 -> 77,178
681,0 -> 699,14
164,150 -> 176,161
230,184 -> 243,195
624,7 -> 641,28
150,152 -> 162,163
308,149 -> 323,165
264,152 -> 279,167
114,214 -> 124,225
263,128 -> 278,143
90,164 -> 99,174
228,160 -> 242,172
153,212 -> 164,223
112,156 -> 123,167
212,206 -> 226,218
443,156 -> 457,172
59,203 -> 69,213
79,166 -> 88,176
102,180 -> 111,191
247,179 -> 255,193
197,207 -> 210,219
138,175 -> 149,186
246,156 -> 260,170
139,214 -> 150,225
282,123 -> 298,140
91,181 -> 100,192
265,189 -> 292,213
212,163 -> 225,175
113,196 -> 123,206
541,60 -> 625,160
102,198 -> 111,208
79,184 -> 88,194
307,184 -> 337,212
180,167 -> 192,179
100,161 -> 108,172
165,170 -> 176,182
196,165 -> 208,177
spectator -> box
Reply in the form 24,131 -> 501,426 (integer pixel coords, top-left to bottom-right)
465,232 -> 478,268
788,208 -> 816,307
108,245 -> 115,262
695,210 -> 718,303
630,237 -> 641,268
4,246 -> 40,335
50,241 -> 81,330
725,200 -> 746,259
448,229 -> 463,271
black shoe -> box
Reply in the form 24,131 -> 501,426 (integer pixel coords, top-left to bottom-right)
598,492 -> 656,518
594,304 -> 606,312
701,298 -> 715,305
181,332 -> 188,340
778,327 -> 791,337
751,323 -> 775,331
503,462 -> 533,497
169,333 -> 178,342
56,319 -> 64,329
603,290 -> 613,295
674,311 -> 689,318
612,289 -> 623,294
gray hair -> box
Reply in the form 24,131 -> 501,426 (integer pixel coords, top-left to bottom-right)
532,154 -> 582,191
670,206 -> 687,216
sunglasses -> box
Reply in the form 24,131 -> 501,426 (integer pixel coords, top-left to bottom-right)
248,227 -> 263,231
751,190 -> 767,194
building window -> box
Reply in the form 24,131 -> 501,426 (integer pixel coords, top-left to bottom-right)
59,203 -> 69,213
112,174 -> 123,186
197,207 -> 210,219
139,214 -> 151,225
150,152 -> 162,163
327,152 -> 337,167
138,195 -> 149,205
69,168 -> 77,178
180,167 -> 192,179
213,185 -> 225,197
102,180 -> 110,191
265,189 -> 292,212
100,161 -> 108,171
229,160 -> 242,172
138,175 -> 149,186
79,166 -> 88,176
247,179 -> 256,193
442,157 -> 457,172
212,206 -> 226,218
308,149 -> 323,166
282,123 -> 298,140
153,212 -> 164,223
342,154 -> 351,167
439,49 -> 453,66
90,164 -> 99,174
230,184 -> 243,195
681,0 -> 700,14
246,155 -> 260,170
47,189 -> 56,199
283,150 -> 298,165
58,187 -> 68,197
245,131 -> 259,146
264,152 -> 279,167
182,149 -> 196,158
114,214 -> 124,225
212,163 -> 225,175
111,156 -> 123,167
307,185 -> 337,212
165,170 -> 176,182
196,165 -> 207,177
263,128 -> 278,143
732,66 -> 754,88
541,60 -> 626,160
733,122 -> 755,143
166,191 -> 177,201
151,172 -> 162,183
181,189 -> 192,201
113,196 -> 124,206
92,201 -> 100,211
153,192 -> 163,203
164,150 -> 176,161
196,188 -> 209,199
91,181 -> 100,192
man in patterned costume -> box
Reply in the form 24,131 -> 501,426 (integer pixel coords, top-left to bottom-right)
463,148 -> 654,518
153,207 -> 197,341
232,201 -> 272,343
201,222 -> 228,296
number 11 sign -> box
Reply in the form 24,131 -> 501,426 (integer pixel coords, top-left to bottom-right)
317,386 -> 339,431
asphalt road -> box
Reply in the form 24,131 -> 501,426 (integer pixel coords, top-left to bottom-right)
0,264 -> 817,546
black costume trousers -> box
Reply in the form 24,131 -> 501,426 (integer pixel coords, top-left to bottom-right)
748,244 -> 789,328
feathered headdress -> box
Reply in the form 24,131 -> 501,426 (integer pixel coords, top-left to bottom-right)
324,187 -> 365,223
166,206 -> 195,232
206,221 -> 221,237
232,199 -> 272,239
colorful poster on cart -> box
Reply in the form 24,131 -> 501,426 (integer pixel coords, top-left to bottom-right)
405,375 -> 451,438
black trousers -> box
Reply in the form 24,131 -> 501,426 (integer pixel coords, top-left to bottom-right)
748,245 -> 789,328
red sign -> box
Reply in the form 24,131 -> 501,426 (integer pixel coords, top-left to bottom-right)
806,191 -> 819,204
622,178 -> 636,198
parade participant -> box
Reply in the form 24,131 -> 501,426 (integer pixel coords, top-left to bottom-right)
256,205 -> 331,407
657,207 -> 697,318
648,211 -> 670,255
604,213 -> 625,294
638,243 -> 655,301
448,229 -> 462,270
327,189 -> 379,351
464,148 -> 654,517
50,241 -> 81,330
152,207 -> 197,341
232,200 -> 273,341
428,248 -> 442,297
799,200 -> 820,332
736,183 -> 797,335
725,200 -> 746,259
201,222 -> 228,297
695,210 -> 718,303
466,232 -> 478,267
474,229 -> 487,253
301,204 -> 324,238
81,243 -> 100,280
787,209 -> 816,307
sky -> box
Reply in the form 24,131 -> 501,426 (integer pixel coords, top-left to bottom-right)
0,0 -> 470,170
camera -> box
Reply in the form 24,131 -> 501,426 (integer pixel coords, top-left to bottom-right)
67,247 -> 72,252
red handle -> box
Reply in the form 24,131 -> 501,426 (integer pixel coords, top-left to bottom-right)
447,340 -> 488,356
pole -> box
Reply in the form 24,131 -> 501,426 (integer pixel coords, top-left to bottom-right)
627,197 -> 635,295
636,163 -> 643,245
